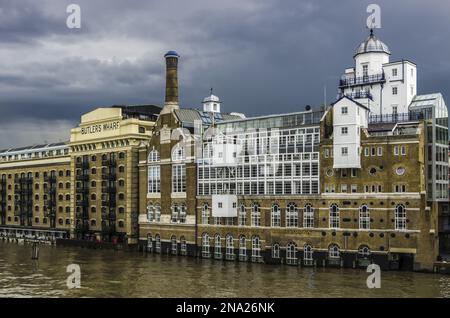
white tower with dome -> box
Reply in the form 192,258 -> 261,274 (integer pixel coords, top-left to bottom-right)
339,29 -> 417,117
202,89 -> 222,113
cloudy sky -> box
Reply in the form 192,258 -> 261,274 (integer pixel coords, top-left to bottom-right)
0,0 -> 449,148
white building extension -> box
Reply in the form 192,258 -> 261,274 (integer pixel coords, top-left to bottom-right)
332,96 -> 369,169
339,29 -> 417,117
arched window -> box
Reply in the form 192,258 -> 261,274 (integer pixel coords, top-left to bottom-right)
251,236 -> 261,262
286,242 -> 297,265
202,203 -> 209,225
328,244 -> 340,259
147,204 -> 154,222
395,204 -> 406,230
286,203 -> 298,228
359,205 -> 370,230
214,234 -> 222,259
251,203 -> 260,227
303,204 -> 314,228
180,236 -> 187,255
202,233 -> 210,258
148,150 -> 160,194
172,144 -> 185,162
358,245 -> 371,258
148,150 -> 160,163
329,204 -> 340,229
271,204 -> 281,227
304,244 -> 313,265
226,235 -> 234,260
238,204 -> 246,226
239,236 -> 247,261
272,243 -> 280,259
171,235 -> 177,255
155,234 -> 161,253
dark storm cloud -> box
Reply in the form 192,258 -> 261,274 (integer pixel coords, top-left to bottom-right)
0,0 -> 449,148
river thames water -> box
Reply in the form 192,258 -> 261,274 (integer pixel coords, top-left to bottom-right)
0,241 -> 449,298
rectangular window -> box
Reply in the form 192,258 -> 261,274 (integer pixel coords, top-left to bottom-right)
341,169 -> 348,178
392,87 -> 398,95
351,184 -> 357,193
377,147 -> 382,156
392,68 -> 398,76
324,149 -> 329,158
172,164 -> 186,193
148,165 -> 160,193
341,127 -> 348,135
341,107 -> 348,115
340,184 -> 348,193
341,147 -> 348,156
401,145 -> 406,155
394,146 -> 399,156
351,169 -> 357,177
392,105 -> 398,115
371,147 -> 376,156
364,147 -> 370,157
362,64 -> 368,77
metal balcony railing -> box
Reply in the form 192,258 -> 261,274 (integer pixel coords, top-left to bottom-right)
368,112 -> 426,124
339,73 -> 385,87
339,91 -> 373,100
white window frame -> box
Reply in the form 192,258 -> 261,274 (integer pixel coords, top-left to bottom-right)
272,244 -> 280,259
172,164 -> 186,193
226,235 -> 234,260
251,203 -> 261,227
304,244 -> 313,265
286,243 -> 297,265
395,204 -> 407,231
359,205 -> 370,230
251,236 -> 261,262
202,234 -> 210,258
286,203 -> 298,228
303,204 -> 314,228
329,204 -> 340,229
214,235 -> 222,259
271,204 -> 281,227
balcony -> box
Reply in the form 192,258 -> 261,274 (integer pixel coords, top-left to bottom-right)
44,176 -> 57,183
75,161 -> 89,169
44,187 -> 56,195
102,159 -> 117,167
102,173 -> 117,181
339,91 -> 373,100
339,73 -> 385,88
75,187 -> 89,194
368,111 -> 426,124
75,174 -> 89,182
76,200 -> 89,207
101,200 -> 116,208
101,186 -> 116,194
14,177 -> 33,184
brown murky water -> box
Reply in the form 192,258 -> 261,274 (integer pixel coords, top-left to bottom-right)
0,241 -> 449,298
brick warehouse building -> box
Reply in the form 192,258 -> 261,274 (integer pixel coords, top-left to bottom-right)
0,29 -> 449,271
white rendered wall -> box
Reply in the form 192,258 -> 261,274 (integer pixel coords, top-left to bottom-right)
212,194 -> 237,217
333,98 -> 368,169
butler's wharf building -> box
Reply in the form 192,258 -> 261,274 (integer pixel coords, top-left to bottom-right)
138,30 -> 448,272
0,105 -> 161,244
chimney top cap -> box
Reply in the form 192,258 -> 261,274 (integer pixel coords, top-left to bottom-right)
164,50 -> 180,58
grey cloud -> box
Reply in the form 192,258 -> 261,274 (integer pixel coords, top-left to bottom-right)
0,0 -> 449,148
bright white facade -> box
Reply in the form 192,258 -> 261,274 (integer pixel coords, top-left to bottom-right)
332,96 -> 369,169
339,30 -> 417,117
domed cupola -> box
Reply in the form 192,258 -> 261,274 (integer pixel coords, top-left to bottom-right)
202,89 -> 221,113
354,29 -> 390,58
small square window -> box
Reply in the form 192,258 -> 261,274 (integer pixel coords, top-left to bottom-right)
392,87 -> 398,95
341,147 -> 348,156
341,107 -> 348,115
341,127 -> 348,135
